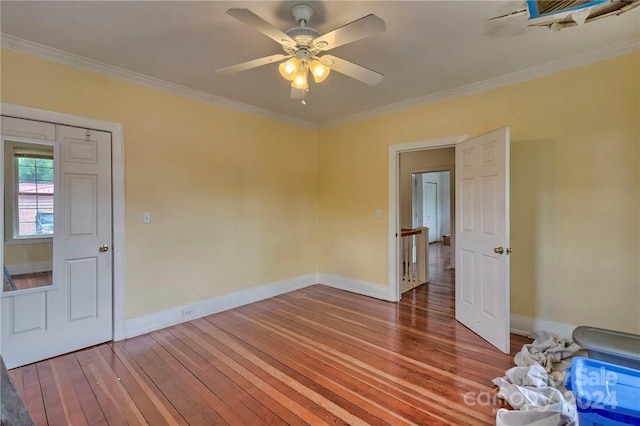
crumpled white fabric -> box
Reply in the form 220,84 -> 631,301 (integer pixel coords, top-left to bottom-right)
493,332 -> 581,426
514,331 -> 581,372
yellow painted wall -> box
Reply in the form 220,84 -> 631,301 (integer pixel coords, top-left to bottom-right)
4,243 -> 52,266
319,52 -> 640,333
1,49 -> 319,318
2,47 -> 638,333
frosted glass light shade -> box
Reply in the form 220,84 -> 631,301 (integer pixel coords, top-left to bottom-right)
309,60 -> 330,83
291,68 -> 308,90
278,58 -> 299,81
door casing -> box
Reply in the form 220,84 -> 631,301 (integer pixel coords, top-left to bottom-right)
0,102 -> 126,353
388,135 -> 466,302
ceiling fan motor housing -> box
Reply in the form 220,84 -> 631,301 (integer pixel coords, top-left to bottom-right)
285,27 -> 320,48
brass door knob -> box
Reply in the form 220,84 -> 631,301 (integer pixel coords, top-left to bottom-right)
99,244 -> 109,252
494,246 -> 504,255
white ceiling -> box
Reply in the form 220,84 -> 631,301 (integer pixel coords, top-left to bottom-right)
1,1 -> 639,126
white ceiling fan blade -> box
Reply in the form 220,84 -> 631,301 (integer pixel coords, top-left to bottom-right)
314,14 -> 386,51
226,8 -> 296,47
320,55 -> 383,86
216,54 -> 288,75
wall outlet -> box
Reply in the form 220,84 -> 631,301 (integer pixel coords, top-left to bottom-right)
181,307 -> 194,317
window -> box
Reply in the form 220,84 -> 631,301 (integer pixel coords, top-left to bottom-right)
4,143 -> 55,240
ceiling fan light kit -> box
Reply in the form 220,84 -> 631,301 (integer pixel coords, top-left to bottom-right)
216,4 -> 386,103
278,57 -> 299,81
292,63 -> 309,90
309,60 -> 330,83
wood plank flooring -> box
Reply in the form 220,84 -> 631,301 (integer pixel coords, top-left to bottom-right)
8,246 -> 529,425
11,271 -> 53,291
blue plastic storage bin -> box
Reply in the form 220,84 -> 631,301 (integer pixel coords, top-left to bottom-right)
567,357 -> 640,426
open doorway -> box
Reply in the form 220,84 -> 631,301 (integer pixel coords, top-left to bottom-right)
398,148 -> 455,295
411,171 -> 453,289
389,129 -> 511,354
412,171 -> 451,244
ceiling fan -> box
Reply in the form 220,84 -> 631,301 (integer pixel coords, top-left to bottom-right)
215,4 -> 386,102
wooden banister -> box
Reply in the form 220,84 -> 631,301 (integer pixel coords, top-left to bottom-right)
400,227 -> 429,288
400,229 -> 421,237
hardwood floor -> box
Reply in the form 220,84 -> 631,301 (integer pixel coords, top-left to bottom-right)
8,255 -> 529,425
11,271 -> 53,290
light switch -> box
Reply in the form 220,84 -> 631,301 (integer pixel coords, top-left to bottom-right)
375,209 -> 382,219
143,212 -> 151,224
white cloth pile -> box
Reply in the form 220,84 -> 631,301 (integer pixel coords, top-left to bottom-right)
514,331 -> 582,373
493,331 -> 582,426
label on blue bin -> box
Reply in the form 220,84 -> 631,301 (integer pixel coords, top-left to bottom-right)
570,357 -> 640,419
574,365 -> 620,409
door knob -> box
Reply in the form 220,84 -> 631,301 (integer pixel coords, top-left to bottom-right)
494,246 -> 504,255
99,244 -> 109,252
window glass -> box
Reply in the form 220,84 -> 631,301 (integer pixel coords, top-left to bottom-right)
16,154 -> 54,237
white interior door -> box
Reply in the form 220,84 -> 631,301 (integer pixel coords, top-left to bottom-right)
423,181 -> 438,243
1,118 -> 113,368
455,127 -> 510,353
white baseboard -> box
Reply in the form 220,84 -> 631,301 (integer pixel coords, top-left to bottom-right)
125,273 -> 577,343
124,273 -> 318,339
510,314 -> 577,340
5,261 -> 52,275
318,273 -> 391,301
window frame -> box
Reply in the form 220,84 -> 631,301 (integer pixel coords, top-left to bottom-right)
3,137 -> 58,245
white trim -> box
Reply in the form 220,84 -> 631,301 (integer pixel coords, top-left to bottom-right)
1,102 -> 127,341
388,136 -> 467,302
4,261 -> 52,276
125,274 -> 318,339
0,129 -> 3,353
318,273 -> 390,301
510,314 -> 577,340
111,125 -> 126,341
0,34 -> 316,130
3,34 -> 638,130
322,38 -> 640,129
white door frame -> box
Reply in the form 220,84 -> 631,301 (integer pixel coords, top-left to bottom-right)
388,135 -> 467,301
0,102 -> 127,342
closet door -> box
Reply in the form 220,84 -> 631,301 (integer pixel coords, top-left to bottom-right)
1,119 -> 113,368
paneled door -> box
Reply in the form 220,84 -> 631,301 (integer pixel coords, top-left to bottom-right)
455,127 -> 510,354
1,118 -> 113,368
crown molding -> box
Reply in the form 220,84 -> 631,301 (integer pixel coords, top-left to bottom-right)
320,38 -> 640,129
0,34 -> 317,130
2,34 -> 638,130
